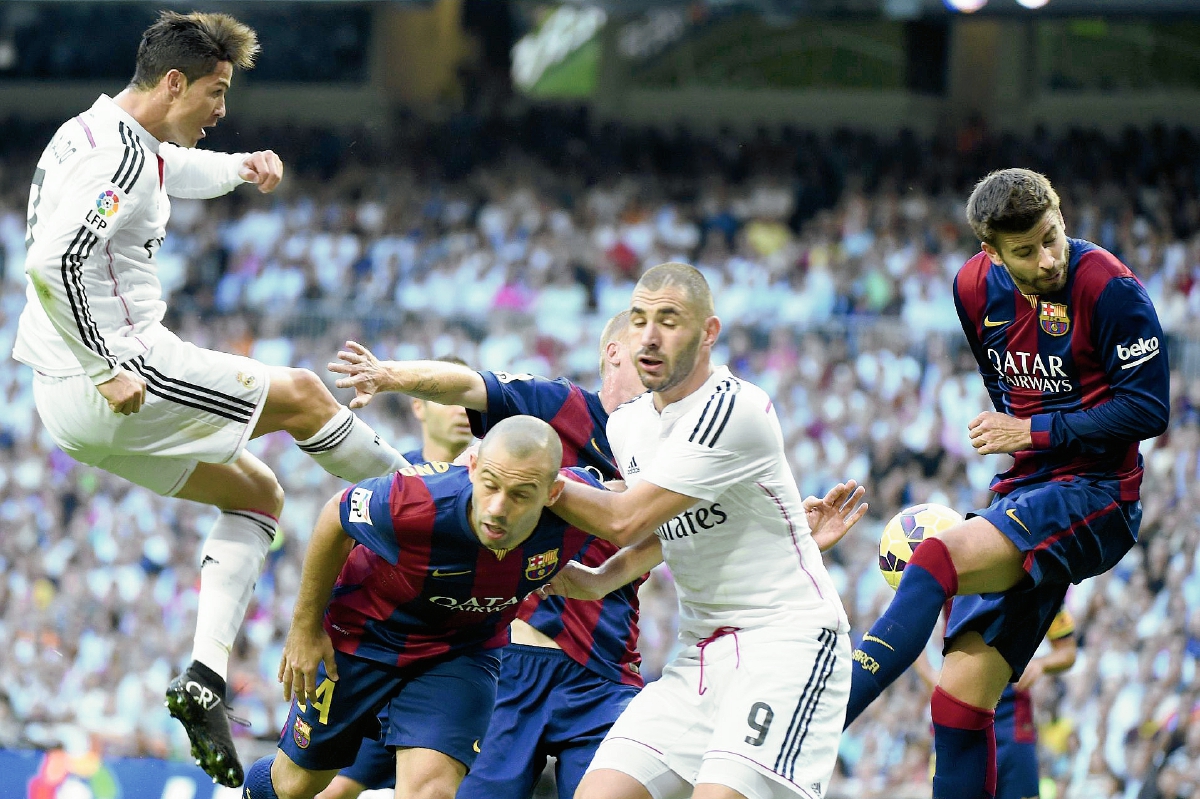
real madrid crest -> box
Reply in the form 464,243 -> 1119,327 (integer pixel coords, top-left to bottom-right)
1038,301 -> 1070,336
236,371 -> 257,389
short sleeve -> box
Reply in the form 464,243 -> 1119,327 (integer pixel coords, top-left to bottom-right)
639,395 -> 778,503
338,474 -> 400,563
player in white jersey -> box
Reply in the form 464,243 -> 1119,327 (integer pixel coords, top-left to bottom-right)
541,262 -> 864,799
12,12 -> 409,787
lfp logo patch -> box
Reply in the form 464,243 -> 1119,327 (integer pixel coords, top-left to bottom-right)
95,190 -> 120,217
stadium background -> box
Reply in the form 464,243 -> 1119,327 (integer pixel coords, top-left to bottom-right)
1,0 -> 1199,797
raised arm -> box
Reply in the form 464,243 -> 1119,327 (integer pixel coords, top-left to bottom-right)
329,340 -> 487,410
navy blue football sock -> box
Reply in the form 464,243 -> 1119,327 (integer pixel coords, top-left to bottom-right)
844,537 -> 958,727
931,686 -> 997,799
243,756 -> 282,799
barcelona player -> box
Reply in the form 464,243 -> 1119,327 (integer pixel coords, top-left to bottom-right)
241,416 -> 600,799
844,169 -> 1170,798
918,608 -> 1077,799
323,312 -> 646,799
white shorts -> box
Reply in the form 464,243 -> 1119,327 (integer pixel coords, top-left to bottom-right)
587,627 -> 850,799
32,331 -> 270,496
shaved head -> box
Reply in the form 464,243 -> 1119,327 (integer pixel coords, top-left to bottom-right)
635,262 -> 714,320
478,416 -> 563,483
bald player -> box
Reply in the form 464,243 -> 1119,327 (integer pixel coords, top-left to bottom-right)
242,417 -> 605,799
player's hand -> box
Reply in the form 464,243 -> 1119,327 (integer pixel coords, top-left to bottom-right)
804,480 -> 868,553
536,562 -> 607,602
239,150 -> 284,193
96,369 -> 147,415
968,411 -> 1033,455
278,625 -> 339,705
1014,659 -> 1046,692
329,340 -> 392,410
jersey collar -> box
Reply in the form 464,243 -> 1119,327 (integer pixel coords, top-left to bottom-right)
654,365 -> 732,420
93,94 -> 162,154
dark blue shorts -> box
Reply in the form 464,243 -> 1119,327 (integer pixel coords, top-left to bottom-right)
338,719 -> 397,790
278,647 -> 501,773
457,644 -> 640,799
993,687 -> 1038,799
945,479 -> 1140,677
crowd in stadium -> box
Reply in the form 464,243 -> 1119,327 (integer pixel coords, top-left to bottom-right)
0,111 -> 1198,798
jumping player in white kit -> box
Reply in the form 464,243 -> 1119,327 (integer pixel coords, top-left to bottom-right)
542,262 -> 861,799
12,12 -> 409,787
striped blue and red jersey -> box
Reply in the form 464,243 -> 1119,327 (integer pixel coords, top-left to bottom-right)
325,464 -> 596,669
953,237 -> 1170,501
469,370 -> 646,687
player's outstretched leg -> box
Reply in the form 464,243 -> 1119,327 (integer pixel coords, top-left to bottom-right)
844,537 -> 959,727
257,368 -> 410,481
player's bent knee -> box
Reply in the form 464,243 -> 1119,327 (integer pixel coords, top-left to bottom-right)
235,454 -> 285,515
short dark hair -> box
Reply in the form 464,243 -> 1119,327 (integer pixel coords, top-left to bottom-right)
635,262 -> 715,319
966,168 -> 1061,246
131,11 -> 259,90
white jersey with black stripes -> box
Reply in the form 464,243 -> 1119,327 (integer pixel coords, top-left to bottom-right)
607,365 -> 849,642
13,94 -> 248,385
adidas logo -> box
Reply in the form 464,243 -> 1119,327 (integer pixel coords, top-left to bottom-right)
626,456 -> 640,476
185,680 -> 222,711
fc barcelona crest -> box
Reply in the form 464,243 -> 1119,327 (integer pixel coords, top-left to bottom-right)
525,548 -> 560,580
293,717 -> 312,749
1039,302 -> 1070,336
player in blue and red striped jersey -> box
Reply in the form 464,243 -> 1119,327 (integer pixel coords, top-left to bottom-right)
323,312 -> 648,799
241,416 -> 601,799
844,168 -> 1170,799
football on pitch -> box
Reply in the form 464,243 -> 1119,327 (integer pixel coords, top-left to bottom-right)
878,503 -> 964,590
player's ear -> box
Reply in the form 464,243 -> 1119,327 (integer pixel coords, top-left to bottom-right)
981,242 -> 1004,267
545,474 -> 566,507
604,340 -> 621,369
703,315 -> 721,348
411,398 -> 426,422
163,69 -> 187,97
466,450 -> 478,476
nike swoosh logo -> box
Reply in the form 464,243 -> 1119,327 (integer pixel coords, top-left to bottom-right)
983,316 -> 1010,328
1006,508 -> 1030,533
473,740 -> 481,753
432,569 -> 471,578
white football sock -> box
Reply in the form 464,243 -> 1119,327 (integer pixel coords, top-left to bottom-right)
296,406 -> 410,482
191,510 -> 276,681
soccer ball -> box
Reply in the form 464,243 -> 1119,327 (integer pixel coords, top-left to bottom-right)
878,503 -> 964,590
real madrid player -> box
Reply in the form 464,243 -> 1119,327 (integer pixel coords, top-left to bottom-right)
12,12 -> 408,786
541,263 -> 866,799
844,169 -> 1170,798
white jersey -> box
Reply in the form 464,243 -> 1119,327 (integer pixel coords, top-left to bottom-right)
608,365 -> 849,642
13,94 -> 248,384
